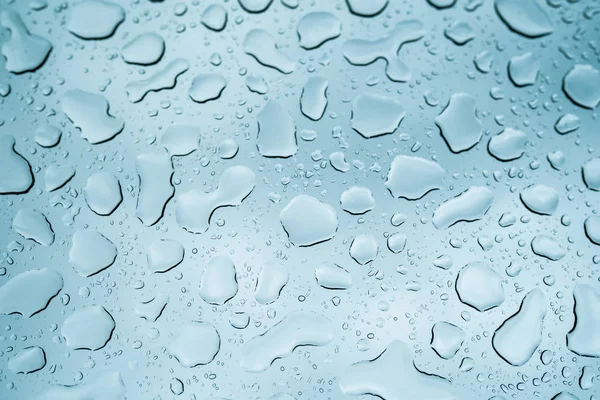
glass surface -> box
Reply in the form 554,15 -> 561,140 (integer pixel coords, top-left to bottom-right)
0,0 -> 599,399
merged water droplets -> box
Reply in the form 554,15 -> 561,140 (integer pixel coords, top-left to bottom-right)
0,9 -> 52,73
240,311 -> 334,372
1,1 -> 599,398
342,20 -> 425,82
0,135 -> 34,194
63,90 -> 124,144
339,340 -> 456,399
243,30 -> 295,74
493,289 -> 546,366
176,166 -> 256,234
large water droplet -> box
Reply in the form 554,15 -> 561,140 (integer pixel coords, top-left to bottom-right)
492,289 -> 546,366
240,311 -> 334,372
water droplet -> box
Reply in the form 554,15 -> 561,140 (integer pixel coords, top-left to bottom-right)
492,289 -> 546,366
240,311 -> 334,372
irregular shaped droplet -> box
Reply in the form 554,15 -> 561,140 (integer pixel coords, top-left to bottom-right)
428,0 -> 456,8
552,393 -> 579,400
342,20 -> 425,82
0,135 -> 34,194
297,12 -> 341,50
340,186 -> 375,215
280,195 -> 338,246
68,1 -> 124,39
584,216 -> 600,245
351,93 -> 405,138
238,0 -> 273,13
493,289 -> 546,366
230,312 -> 250,329
583,158 -> 600,191
121,33 -> 165,65
34,125 -> 62,148
63,89 -> 124,144
330,152 -> 349,172
38,371 -> 125,400
579,366 -> 594,390
246,74 -> 268,94
433,186 -> 494,229
62,306 -> 115,350
169,321 -> 220,367
315,263 -> 352,290
456,262 -> 504,312
435,93 -> 483,153
256,100 -> 297,157
385,155 -> 444,200
444,21 -> 474,45
520,184 -> 558,215
345,0 -> 388,17
0,268 -> 63,317
69,230 -> 117,277
134,293 -> 169,322
147,239 -> 184,273
161,125 -> 200,156
255,261 -> 289,304
339,340 -> 456,399
488,128 -> 526,161
300,76 -> 328,121
508,52 -> 539,87
200,256 -> 238,305
387,233 -> 407,254
0,9 -> 52,73
176,166 -> 255,234
243,30 -> 295,74
8,346 -> 46,374
189,73 -> 227,103
495,0 -> 552,38
136,151 -> 174,226
431,321 -> 465,359
240,311 -> 334,372
44,165 -> 75,192
563,64 -> 600,109
84,172 -> 122,216
13,209 -> 54,246
567,284 -> 600,358
202,4 -> 227,31
350,234 -> 378,265
555,114 -> 580,134
531,234 -> 565,260
126,59 -> 189,103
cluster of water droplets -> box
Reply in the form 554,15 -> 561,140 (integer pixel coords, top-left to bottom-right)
0,0 -> 600,399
